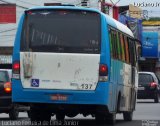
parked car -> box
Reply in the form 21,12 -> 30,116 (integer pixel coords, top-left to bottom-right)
138,72 -> 160,103
0,69 -> 30,120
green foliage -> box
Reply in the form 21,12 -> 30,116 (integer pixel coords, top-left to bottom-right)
143,17 -> 160,21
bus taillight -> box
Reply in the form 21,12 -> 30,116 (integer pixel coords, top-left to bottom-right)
99,64 -> 108,82
12,61 -> 20,79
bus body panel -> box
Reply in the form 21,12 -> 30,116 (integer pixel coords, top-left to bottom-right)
20,52 -> 100,90
12,79 -> 110,105
110,60 -> 132,112
12,7 -> 111,107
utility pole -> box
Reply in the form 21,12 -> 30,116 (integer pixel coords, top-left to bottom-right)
101,0 -> 106,13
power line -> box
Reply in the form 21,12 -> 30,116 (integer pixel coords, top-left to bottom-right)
0,38 -> 14,41
0,0 -> 28,9
0,34 -> 15,36
0,38 -> 15,40
0,36 -> 15,39
0,35 -> 15,38
16,0 -> 40,6
0,40 -> 15,43
0,1 -> 5,3
0,28 -> 17,33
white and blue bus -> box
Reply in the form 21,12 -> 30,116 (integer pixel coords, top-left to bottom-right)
12,6 -> 138,124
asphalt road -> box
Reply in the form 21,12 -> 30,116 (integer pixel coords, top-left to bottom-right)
0,99 -> 159,126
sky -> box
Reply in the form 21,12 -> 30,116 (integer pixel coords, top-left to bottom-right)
0,0 -> 160,46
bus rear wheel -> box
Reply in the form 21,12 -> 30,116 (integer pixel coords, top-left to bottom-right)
9,107 -> 19,120
106,113 -> 116,125
95,113 -> 116,125
154,93 -> 159,103
30,108 -> 51,123
123,111 -> 133,121
95,114 -> 106,124
56,113 -> 65,121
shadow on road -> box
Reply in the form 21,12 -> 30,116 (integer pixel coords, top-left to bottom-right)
0,117 -> 26,121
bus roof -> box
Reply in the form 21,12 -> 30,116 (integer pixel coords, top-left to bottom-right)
25,6 -> 100,13
26,6 -> 134,38
104,14 -> 134,37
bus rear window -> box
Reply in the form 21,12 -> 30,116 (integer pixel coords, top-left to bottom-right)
20,10 -> 101,54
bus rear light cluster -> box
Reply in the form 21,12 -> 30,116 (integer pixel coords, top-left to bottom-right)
12,61 -> 20,79
99,64 -> 108,82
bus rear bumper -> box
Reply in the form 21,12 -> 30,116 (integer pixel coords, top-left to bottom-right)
12,80 -> 110,106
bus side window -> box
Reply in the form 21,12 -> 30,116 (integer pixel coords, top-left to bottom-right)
116,32 -> 122,60
111,30 -> 118,59
109,28 -> 113,58
124,36 -> 130,64
114,31 -> 119,59
128,38 -> 136,66
120,33 -> 125,62
134,41 -> 137,64
128,38 -> 137,85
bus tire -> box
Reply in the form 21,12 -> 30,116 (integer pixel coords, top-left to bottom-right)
9,106 -> 19,120
95,114 -> 106,124
106,113 -> 116,125
123,111 -> 133,121
154,93 -> 159,103
30,108 -> 51,123
133,94 -> 137,110
56,113 -> 65,121
116,93 -> 121,113
26,110 -> 32,118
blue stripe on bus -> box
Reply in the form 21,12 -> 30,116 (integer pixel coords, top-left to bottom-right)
12,79 -> 110,105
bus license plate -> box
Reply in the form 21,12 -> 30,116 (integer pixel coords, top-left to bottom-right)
51,94 -> 67,101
